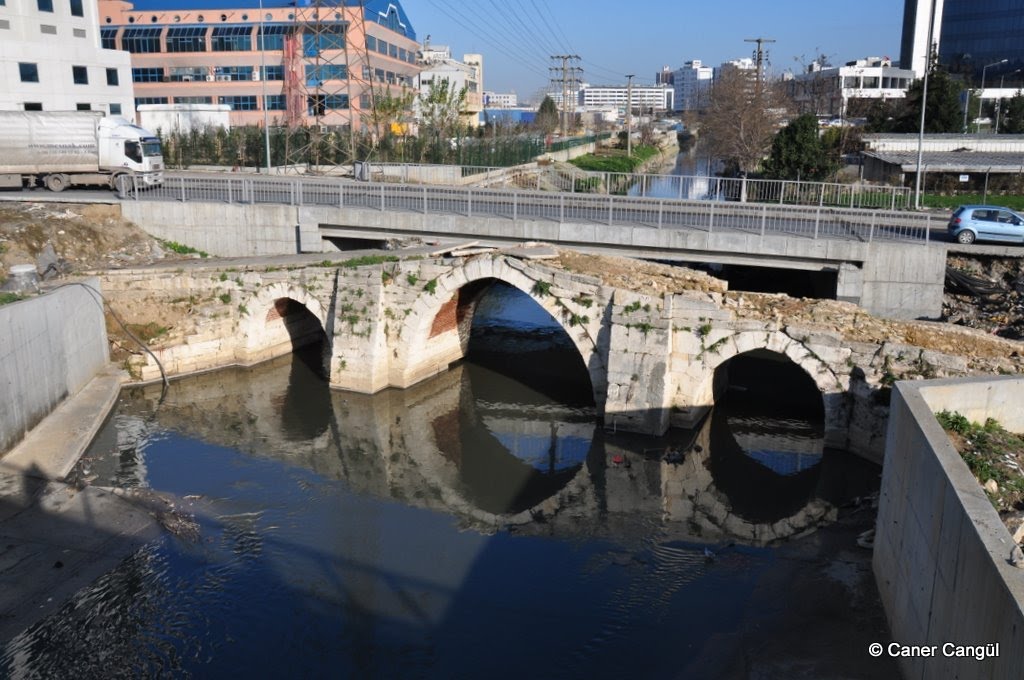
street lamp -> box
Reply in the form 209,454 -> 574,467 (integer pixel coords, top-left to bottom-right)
914,0 -> 938,209
258,0 -> 271,172
625,74 -> 634,157
995,69 -> 1021,133
977,59 -> 1008,132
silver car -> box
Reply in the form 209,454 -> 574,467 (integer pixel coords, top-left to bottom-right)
947,205 -> 1024,244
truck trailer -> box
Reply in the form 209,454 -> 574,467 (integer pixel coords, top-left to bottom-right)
0,111 -> 163,192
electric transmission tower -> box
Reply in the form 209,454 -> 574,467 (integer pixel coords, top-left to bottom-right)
549,55 -> 582,137
283,0 -> 378,173
744,37 -> 776,89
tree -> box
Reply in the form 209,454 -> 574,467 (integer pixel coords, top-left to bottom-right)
999,92 -> 1024,133
362,88 -> 415,145
417,78 -> 467,162
894,69 -> 964,133
701,69 -> 791,175
762,114 -> 837,180
535,96 -> 559,135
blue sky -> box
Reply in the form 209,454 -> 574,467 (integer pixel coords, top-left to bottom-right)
402,0 -> 905,101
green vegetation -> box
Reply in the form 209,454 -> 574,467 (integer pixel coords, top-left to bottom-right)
159,239 -> 208,258
406,273 -> 419,286
922,194 -> 1024,211
936,410 -> 1024,512
762,114 -> 838,181
0,292 -> 25,306
622,300 -> 641,314
126,322 -> 169,343
531,280 -> 551,297
423,278 -> 438,294
219,293 -> 232,304
569,145 -> 659,174
340,254 -> 400,268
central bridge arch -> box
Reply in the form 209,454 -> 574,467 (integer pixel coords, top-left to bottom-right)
391,256 -> 606,406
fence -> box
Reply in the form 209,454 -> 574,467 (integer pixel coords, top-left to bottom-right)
121,173 -> 933,245
348,162 -> 913,211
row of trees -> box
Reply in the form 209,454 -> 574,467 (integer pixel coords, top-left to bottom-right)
158,81 -> 567,169
699,64 -> 1024,182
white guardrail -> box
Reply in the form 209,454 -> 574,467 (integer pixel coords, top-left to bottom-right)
119,172 -> 933,245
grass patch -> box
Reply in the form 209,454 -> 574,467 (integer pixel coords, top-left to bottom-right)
0,292 -> 25,306
569,145 -> 660,174
922,194 -> 1024,211
936,410 -> 1024,512
340,255 -> 400,268
159,239 -> 208,258
126,322 -> 170,343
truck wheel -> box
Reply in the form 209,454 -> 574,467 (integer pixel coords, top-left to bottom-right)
44,174 -> 69,192
109,173 -> 126,191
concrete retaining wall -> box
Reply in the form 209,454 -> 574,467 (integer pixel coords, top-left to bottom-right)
875,376 -> 1024,680
0,279 -> 109,454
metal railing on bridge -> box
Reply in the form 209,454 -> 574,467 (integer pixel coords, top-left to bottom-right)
354,162 -> 913,211
121,173 -> 932,245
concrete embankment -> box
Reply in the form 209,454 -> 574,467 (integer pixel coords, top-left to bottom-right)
876,376 -> 1024,680
0,280 -> 168,643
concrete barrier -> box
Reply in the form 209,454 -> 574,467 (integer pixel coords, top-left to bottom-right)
0,279 -> 109,454
875,376 -> 1024,680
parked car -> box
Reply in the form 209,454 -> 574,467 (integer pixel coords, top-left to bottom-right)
947,205 -> 1024,244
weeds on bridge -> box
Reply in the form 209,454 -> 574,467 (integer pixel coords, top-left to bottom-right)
159,239 -> 208,258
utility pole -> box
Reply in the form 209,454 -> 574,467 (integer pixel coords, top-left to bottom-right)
550,55 -> 581,138
744,37 -> 776,93
625,74 -> 634,157
914,0 -> 938,209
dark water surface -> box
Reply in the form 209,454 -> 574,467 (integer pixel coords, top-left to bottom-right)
1,283 -> 898,679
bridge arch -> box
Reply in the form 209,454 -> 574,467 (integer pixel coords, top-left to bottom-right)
391,256 -> 602,402
691,329 -> 847,447
237,282 -> 330,369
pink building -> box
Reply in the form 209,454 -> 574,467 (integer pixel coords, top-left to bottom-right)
97,0 -> 420,129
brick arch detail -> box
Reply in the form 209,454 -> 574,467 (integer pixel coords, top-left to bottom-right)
237,282 -> 328,353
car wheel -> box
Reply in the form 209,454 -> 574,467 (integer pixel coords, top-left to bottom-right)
956,230 -> 976,244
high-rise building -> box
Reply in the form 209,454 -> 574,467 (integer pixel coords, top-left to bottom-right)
1,0 -> 135,115
672,60 -> 712,112
95,0 -> 420,129
901,0 -> 1024,87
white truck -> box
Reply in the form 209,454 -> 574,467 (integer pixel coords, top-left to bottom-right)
0,111 -> 164,192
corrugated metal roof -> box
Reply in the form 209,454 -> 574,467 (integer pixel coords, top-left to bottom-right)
863,150 -> 1024,172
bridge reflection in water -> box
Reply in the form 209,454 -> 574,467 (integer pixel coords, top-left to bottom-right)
5,284 -> 887,678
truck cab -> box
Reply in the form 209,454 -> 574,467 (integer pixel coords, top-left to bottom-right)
99,117 -> 163,187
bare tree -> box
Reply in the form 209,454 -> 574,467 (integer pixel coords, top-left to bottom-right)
701,69 -> 791,175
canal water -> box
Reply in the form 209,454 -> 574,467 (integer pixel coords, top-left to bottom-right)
0,283 -> 898,679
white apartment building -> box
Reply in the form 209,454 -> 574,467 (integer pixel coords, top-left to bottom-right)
416,43 -> 482,128
580,84 -> 674,113
673,59 -> 713,112
0,0 -> 134,115
788,57 -> 916,117
714,57 -> 758,81
483,91 -> 517,108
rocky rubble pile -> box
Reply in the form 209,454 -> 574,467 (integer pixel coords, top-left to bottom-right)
944,255 -> 1024,340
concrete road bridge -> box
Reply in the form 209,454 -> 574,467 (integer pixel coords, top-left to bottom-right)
118,172 -> 948,319
100,247 -> 987,463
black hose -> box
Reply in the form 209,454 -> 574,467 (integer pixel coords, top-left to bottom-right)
945,267 -> 1004,297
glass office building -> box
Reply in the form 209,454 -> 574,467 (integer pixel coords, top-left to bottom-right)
938,0 -> 1024,85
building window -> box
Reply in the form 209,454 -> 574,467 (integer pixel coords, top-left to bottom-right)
305,63 -> 347,84
214,66 -> 253,82
131,67 -> 164,83
166,26 -> 207,52
24,102 -> 43,111
388,43 -> 397,59
168,67 -> 205,82
19,63 -> 39,83
302,24 -> 344,56
76,103 -> 91,110
69,0 -> 83,17
105,68 -> 119,86
377,39 -> 388,56
122,27 -> 161,53
257,24 -> 287,51
109,103 -> 122,115
134,97 -> 168,107
265,94 -> 286,110
211,25 -> 252,51
308,94 -> 348,114
72,65 -> 88,84
174,96 -> 212,104
37,0 -> 53,12
262,65 -> 284,81
40,25 -> 57,35
219,95 -> 258,111
101,27 -> 117,49
73,28 -> 86,38
366,35 -> 376,52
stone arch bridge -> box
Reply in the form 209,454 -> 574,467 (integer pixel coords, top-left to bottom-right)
100,249 -> 977,462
